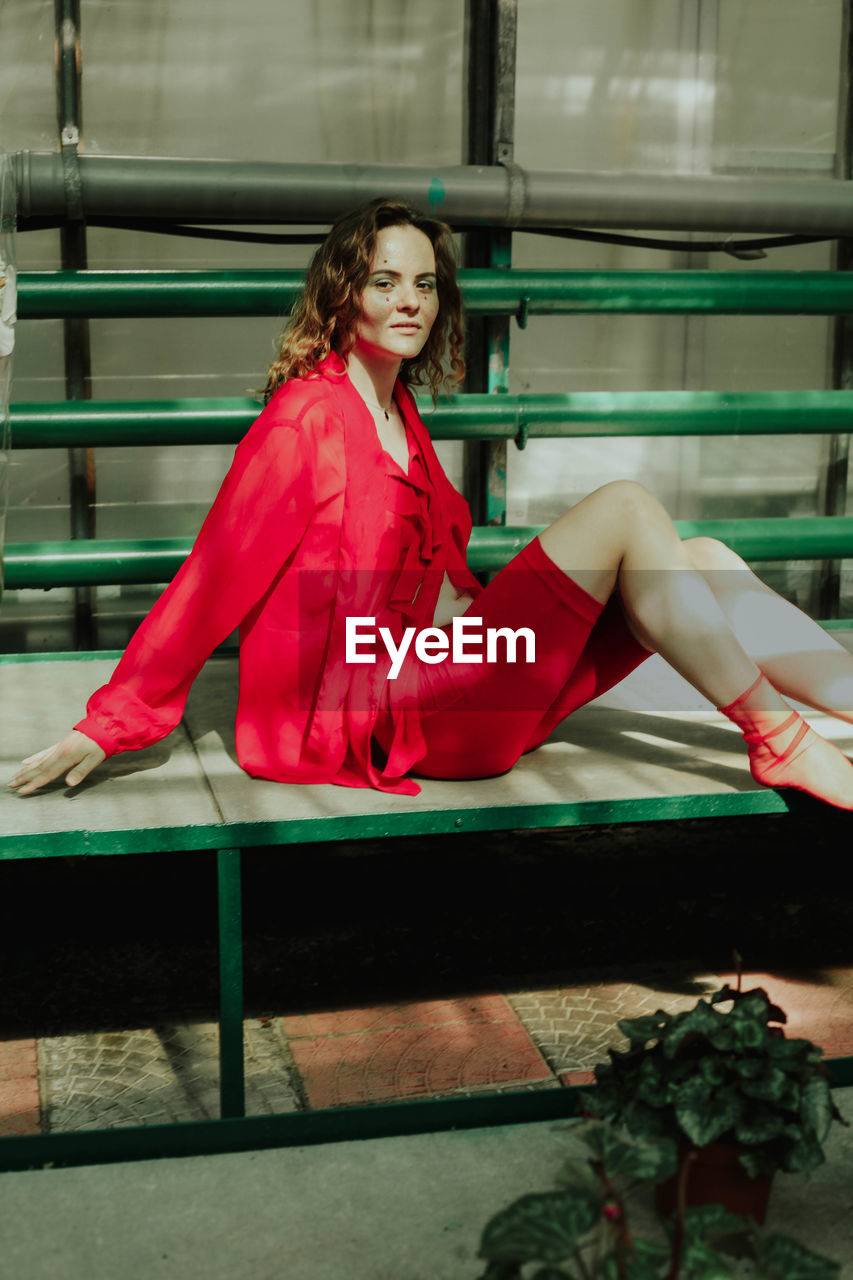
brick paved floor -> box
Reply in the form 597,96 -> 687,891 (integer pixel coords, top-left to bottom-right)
507,983 -> 704,1076
4,968 -> 852,1133
38,1020 -> 301,1131
283,996 -> 554,1108
0,1039 -> 40,1137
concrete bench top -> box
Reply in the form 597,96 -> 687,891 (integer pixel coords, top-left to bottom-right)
4,645 -> 853,858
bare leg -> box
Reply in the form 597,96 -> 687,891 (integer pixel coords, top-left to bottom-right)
538,482 -> 853,808
685,536 -> 853,723
538,481 -> 760,708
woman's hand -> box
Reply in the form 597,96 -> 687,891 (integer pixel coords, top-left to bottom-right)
8,731 -> 107,796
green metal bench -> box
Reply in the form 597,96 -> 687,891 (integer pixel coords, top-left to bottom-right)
3,267 -> 853,1170
3,642 -> 853,1171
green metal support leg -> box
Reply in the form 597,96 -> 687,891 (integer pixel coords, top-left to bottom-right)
217,847 -> 245,1118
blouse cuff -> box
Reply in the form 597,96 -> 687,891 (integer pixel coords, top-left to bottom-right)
72,716 -> 119,758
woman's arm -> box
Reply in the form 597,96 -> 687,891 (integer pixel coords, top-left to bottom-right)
8,408 -> 320,795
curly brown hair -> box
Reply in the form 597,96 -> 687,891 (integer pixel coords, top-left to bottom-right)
261,198 -> 465,401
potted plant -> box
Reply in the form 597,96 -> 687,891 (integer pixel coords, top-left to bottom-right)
476,1121 -> 840,1279
579,982 -> 845,1223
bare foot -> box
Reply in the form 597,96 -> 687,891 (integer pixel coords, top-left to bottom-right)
746,711 -> 853,810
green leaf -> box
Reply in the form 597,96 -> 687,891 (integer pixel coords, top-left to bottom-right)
622,1097 -> 679,1143
601,1246 -> 669,1280
681,1203 -> 754,1242
737,1146 -> 777,1178
748,988 -> 787,1024
736,1065 -> 789,1103
636,1080 -> 670,1109
618,1012 -> 672,1045
710,984 -> 741,1006
681,1237 -> 739,1277
730,992 -> 772,1030
575,1087 -> 602,1117
766,1037 -> 812,1067
783,1131 -> 826,1174
632,1238 -> 672,1266
635,1056 -> 670,1108
479,1190 -> 600,1264
713,985 -> 781,1018
801,1076 -> 834,1143
553,1155 -> 602,1198
733,1108 -> 785,1144
478,1262 -> 524,1280
699,1055 -> 729,1086
712,984 -> 786,1024
530,1269 -> 572,1280
755,1232 -> 841,1279
578,1122 -> 678,1182
621,1254 -> 668,1280
739,1075 -> 801,1116
732,1016 -> 769,1052
735,1057 -> 765,1080
661,1002 -> 725,1057
638,1055 -> 664,1083
776,1078 -> 801,1113
675,1078 -> 742,1146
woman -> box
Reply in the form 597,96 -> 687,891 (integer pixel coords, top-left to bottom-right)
10,198 -> 853,807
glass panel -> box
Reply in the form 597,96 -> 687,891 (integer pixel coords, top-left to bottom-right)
81,0 -> 464,164
715,0 -> 842,172
3,0 -> 466,648
0,0 -> 58,153
511,0 -> 845,612
515,0 -> 684,171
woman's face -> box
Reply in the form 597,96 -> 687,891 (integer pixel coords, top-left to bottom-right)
352,224 -> 439,366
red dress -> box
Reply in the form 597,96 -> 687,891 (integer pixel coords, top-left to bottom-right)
75,352 -> 650,793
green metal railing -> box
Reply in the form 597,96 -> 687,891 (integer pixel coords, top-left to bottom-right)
7,518 -> 853,589
8,267 -> 853,590
9,390 -> 853,449
17,268 -> 853,318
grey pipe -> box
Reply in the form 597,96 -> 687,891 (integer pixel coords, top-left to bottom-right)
14,150 -> 853,235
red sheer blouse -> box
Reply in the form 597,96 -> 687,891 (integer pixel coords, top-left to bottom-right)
74,354 -> 481,795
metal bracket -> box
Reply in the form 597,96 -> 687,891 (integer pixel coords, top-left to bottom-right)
497,157 -> 526,228
60,141 -> 84,223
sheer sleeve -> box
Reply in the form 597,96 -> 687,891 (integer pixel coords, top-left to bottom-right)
74,410 -> 318,755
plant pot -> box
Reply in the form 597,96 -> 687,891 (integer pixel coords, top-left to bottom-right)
655,1143 -> 773,1225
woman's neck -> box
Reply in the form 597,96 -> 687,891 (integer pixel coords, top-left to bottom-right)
345,349 -> 401,414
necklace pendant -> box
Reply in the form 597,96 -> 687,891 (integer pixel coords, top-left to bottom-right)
383,408 -> 390,422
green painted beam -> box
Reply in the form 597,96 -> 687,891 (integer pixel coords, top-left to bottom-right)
17,269 -> 853,319
467,518 -> 853,570
217,849 -> 245,1119
5,518 -> 853,590
0,1054 -> 849,1170
0,790 -> 816,864
18,270 -> 306,319
0,1087 -> 583,1171
9,389 -> 853,448
3,537 -> 192,586
10,398 -> 255,447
